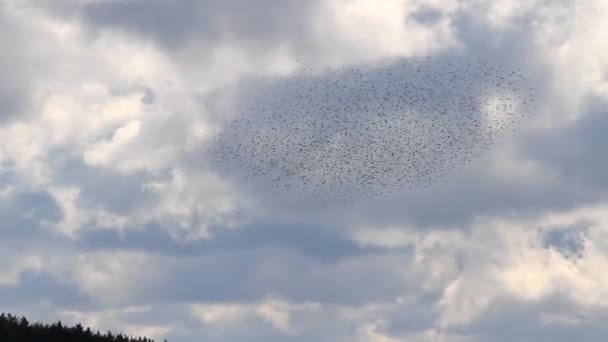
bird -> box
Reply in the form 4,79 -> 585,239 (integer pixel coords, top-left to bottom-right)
204,56 -> 537,203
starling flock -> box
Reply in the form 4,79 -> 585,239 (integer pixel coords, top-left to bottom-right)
206,56 -> 538,202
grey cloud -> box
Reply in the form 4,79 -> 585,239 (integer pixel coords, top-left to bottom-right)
51,155 -> 165,214
0,83 -> 26,123
44,0 -> 322,53
78,220 -> 379,262
167,323 -> 316,342
0,271 -> 93,309
542,224 -> 587,259
526,95 -> 608,189
0,6 -> 33,123
131,248 -> 415,306
410,7 -> 444,26
0,189 -> 63,240
350,157 -> 605,228
141,87 -> 156,105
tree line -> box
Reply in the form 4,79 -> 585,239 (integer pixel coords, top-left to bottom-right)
0,312 -> 165,342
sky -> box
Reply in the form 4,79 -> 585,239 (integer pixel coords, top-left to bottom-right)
0,0 -> 607,341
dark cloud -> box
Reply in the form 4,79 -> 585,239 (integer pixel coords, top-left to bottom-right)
51,155 -> 165,214
136,248 -> 414,305
0,84 -> 27,123
526,95 -> 608,189
0,190 -> 63,240
0,271 -> 93,308
410,7 -> 444,26
167,322 -> 317,342
44,0 -> 322,53
141,87 -> 156,105
349,154 -> 605,228
78,220 -> 379,262
542,224 -> 587,259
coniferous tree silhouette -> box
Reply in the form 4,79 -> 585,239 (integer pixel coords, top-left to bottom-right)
0,312 -> 163,342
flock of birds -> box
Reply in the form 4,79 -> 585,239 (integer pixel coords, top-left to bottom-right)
206,56 -> 538,202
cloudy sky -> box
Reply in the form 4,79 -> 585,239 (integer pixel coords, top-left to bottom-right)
1,0 -> 607,341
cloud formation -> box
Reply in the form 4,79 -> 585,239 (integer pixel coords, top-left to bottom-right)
1,0 -> 607,341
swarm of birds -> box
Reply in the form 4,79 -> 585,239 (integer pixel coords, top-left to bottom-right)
206,56 -> 538,201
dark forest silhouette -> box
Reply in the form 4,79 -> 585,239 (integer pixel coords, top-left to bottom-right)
0,313 -> 165,342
